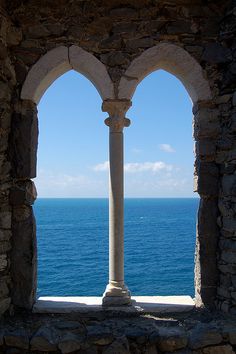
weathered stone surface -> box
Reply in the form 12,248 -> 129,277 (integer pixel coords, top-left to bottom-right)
11,206 -> 36,309
222,175 -> 236,196
10,101 -> 38,179
0,280 -> 8,297
10,181 -> 37,206
0,229 -> 11,242
0,297 -> 10,315
194,108 -> 220,139
221,250 -> 236,264
0,254 -> 7,272
0,211 -> 11,229
5,329 -> 29,349
0,154 -> 11,180
58,333 -> 82,354
30,326 -> 58,351
189,324 -> 222,349
202,43 -> 232,64
103,336 -> 130,354
194,162 -> 219,196
233,92 -> 236,106
87,325 -> 113,345
201,344 -> 235,354
157,327 -> 188,352
195,140 -> 216,161
0,241 -> 11,254
126,38 -> 154,49
222,217 -> 236,233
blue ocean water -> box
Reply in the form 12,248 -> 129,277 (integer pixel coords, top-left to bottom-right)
34,198 -> 199,297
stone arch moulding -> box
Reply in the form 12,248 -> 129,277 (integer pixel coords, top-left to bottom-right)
21,45 -> 115,104
118,43 -> 212,103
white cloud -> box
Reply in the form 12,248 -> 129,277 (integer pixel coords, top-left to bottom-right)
34,169 -> 108,197
93,161 -> 109,171
159,143 -> 175,153
124,161 -> 173,173
93,161 -> 173,173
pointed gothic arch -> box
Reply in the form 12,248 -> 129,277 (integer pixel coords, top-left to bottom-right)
21,45 -> 115,104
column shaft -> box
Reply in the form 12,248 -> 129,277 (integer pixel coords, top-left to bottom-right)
109,130 -> 124,283
102,99 -> 131,306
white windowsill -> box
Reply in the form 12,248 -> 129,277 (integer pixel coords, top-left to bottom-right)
33,296 -> 195,314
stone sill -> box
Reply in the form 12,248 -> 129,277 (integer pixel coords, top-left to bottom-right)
33,295 -> 195,314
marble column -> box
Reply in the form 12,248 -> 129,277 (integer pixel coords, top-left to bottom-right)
102,99 -> 131,306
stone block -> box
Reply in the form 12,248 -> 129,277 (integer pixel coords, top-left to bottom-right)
195,140 -> 216,161
218,199 -> 233,218
4,329 -> 29,350
218,263 -> 236,275
0,297 -> 10,315
217,286 -> 231,299
11,206 -> 36,309
10,180 -> 37,206
101,52 -> 129,67
0,254 -> 7,272
197,197 -> 219,240
202,43 -> 232,64
215,94 -> 232,104
220,163 -> 236,175
0,154 -> 11,180
201,345 -> 235,354
228,328 -> 236,345
219,239 -> 236,252
126,38 -> 154,49
194,162 -> 219,196
0,229 -> 11,241
30,326 -> 58,351
166,20 -> 193,34
112,22 -> 137,34
222,175 -> 236,196
157,327 -> 188,352
58,333 -> 82,354
0,280 -> 8,298
189,324 -> 222,350
0,241 -> 11,254
221,250 -> 236,264
194,115 -> 220,140
103,336 -> 129,354
0,82 -> 11,101
10,101 -> 38,179
233,92 -> 236,106
222,217 -> 236,233
0,211 -> 11,229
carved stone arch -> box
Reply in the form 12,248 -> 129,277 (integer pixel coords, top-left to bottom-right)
119,43 -> 219,309
21,45 -> 114,104
118,43 -> 212,103
13,46 -> 114,309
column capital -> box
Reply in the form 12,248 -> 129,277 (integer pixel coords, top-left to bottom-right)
102,99 -> 132,132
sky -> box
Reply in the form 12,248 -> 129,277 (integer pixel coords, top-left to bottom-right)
36,69 -> 195,198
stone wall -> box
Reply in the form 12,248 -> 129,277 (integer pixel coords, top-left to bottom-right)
0,310 -> 236,354
0,0 -> 236,323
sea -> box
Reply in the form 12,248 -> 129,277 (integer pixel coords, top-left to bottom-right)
34,198 -> 199,298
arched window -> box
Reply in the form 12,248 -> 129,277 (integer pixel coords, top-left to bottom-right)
124,69 -> 196,296
35,70 -> 108,297
12,43 -> 216,310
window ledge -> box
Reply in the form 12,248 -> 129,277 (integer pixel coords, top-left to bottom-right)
33,295 -> 195,314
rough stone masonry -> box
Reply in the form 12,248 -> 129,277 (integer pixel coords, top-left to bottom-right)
0,0 -> 236,352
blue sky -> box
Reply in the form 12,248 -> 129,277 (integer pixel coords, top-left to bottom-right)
36,69 -> 194,197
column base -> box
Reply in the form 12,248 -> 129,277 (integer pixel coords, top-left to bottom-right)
102,281 -> 131,306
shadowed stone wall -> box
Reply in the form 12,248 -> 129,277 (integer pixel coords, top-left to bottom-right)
0,0 -> 236,320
